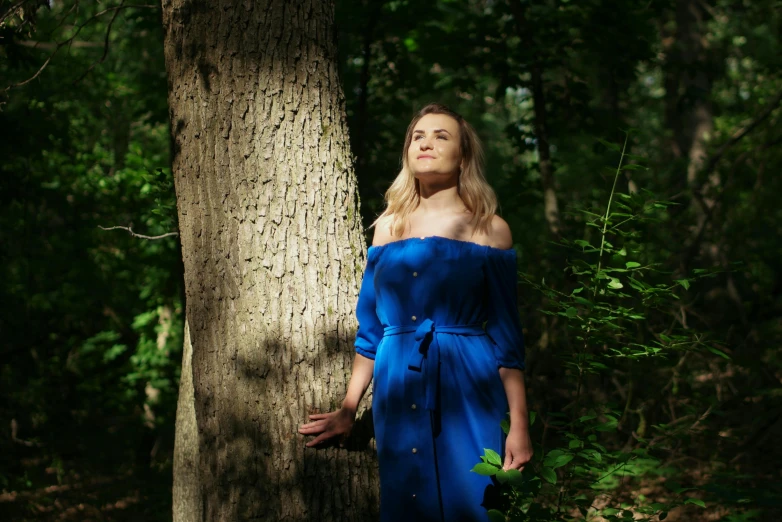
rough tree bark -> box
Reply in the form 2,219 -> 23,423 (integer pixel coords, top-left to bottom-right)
162,1 -> 379,520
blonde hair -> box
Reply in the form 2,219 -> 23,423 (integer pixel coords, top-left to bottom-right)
371,103 -> 498,237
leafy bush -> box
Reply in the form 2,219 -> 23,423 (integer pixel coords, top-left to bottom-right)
475,135 -> 719,521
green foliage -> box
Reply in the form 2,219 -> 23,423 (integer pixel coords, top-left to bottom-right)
1,0 -> 780,518
0,1 -> 180,513
335,1 -> 782,516
473,138 -> 717,520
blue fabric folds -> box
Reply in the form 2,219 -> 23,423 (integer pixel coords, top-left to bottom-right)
354,246 -> 383,360
484,246 -> 526,371
353,235 -> 526,522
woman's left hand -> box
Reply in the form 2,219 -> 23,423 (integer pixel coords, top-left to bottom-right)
503,428 -> 533,471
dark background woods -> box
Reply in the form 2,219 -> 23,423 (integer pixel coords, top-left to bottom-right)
1,0 -> 781,520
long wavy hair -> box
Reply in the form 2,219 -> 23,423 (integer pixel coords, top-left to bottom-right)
371,103 -> 498,237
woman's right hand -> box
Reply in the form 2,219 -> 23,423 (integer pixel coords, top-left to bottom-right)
299,407 -> 356,447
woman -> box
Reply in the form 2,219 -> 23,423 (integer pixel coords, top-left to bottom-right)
299,103 -> 532,521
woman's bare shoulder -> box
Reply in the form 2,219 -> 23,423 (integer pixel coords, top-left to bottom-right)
486,214 -> 513,250
372,214 -> 396,247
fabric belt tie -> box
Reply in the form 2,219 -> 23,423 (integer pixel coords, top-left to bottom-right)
383,319 -> 486,412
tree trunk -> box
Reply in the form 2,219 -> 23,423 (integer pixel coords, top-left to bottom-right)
508,0 -> 561,237
664,0 -> 715,199
663,0 -> 718,270
162,1 -> 379,520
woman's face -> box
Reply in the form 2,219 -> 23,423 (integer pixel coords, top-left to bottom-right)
407,113 -> 462,179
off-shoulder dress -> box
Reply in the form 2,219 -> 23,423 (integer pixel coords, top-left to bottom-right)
354,236 -> 526,522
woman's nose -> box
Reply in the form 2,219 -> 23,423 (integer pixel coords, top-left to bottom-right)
419,136 -> 433,149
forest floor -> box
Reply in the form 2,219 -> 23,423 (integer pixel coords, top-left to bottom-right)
0,458 -> 170,522
1,454 -> 775,521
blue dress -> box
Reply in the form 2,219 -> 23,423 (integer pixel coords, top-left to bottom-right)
354,235 -> 526,522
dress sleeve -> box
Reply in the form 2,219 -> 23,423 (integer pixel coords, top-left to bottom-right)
354,248 -> 383,360
484,248 -> 526,370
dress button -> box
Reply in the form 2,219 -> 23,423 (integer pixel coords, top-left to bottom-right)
412,448 -> 418,454
412,494 -> 416,499
420,236 -> 425,240
413,271 -> 418,277
412,316 -> 417,321
411,404 -> 417,410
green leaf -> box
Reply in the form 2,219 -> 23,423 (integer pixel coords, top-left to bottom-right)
684,498 -> 706,508
595,420 -> 618,432
676,279 -> 691,290
597,138 -> 621,151
487,509 -> 506,522
577,449 -> 602,462
552,454 -> 574,469
706,346 -> 731,360
566,307 -> 578,318
471,463 -> 498,476
484,448 -> 502,466
103,344 -> 128,362
625,261 -> 640,268
574,296 -> 593,307
505,468 -> 524,486
494,469 -> 510,484
608,278 -> 624,289
540,466 -> 557,484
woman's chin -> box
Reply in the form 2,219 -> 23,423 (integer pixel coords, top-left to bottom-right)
413,167 -> 455,178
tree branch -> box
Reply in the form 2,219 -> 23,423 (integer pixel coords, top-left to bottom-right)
700,88 -> 782,180
98,225 -> 179,240
679,93 -> 782,272
72,0 -> 127,84
13,39 -> 104,49
2,2 -> 159,92
0,0 -> 42,27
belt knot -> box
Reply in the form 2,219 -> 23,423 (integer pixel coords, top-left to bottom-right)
383,319 -> 485,413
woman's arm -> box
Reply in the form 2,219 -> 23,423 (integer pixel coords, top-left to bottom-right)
499,366 -> 533,471
299,354 -> 375,446
342,353 -> 375,414
500,367 -> 530,432
300,219 -> 391,446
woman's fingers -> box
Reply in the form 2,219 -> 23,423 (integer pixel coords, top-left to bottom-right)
507,459 -> 524,471
298,422 -> 326,434
503,452 -> 527,471
306,430 -> 335,447
299,412 -> 336,432
300,408 -> 354,447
